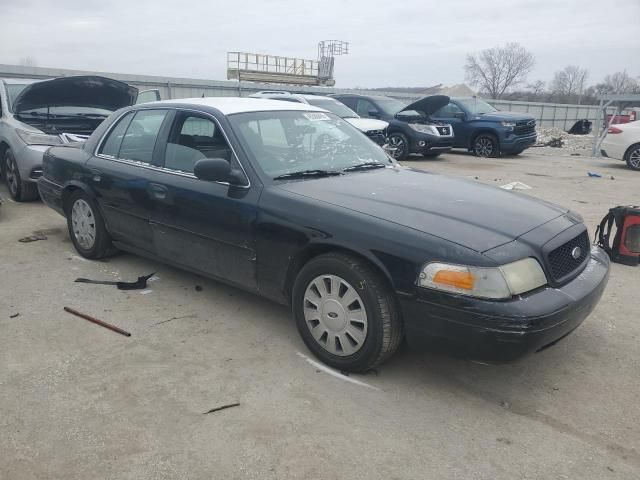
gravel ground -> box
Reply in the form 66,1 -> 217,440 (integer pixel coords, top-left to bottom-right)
1,147 -> 639,479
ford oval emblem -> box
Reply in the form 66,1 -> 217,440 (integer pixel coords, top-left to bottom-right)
571,246 -> 582,259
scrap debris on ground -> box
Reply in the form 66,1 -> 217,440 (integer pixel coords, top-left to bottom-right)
63,306 -> 132,337
75,273 -> 156,290
535,127 -> 594,150
203,402 -> 240,415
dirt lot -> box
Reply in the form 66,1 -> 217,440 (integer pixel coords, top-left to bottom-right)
1,147 -> 639,480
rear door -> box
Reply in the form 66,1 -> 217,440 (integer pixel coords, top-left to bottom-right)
147,110 -> 259,290
431,101 -> 469,148
87,108 -> 173,253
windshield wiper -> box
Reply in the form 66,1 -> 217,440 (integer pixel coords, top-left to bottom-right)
342,162 -> 388,172
273,169 -> 343,180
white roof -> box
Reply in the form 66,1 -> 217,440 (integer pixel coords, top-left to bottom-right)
151,97 -> 327,115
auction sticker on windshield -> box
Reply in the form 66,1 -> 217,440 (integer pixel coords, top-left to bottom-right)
303,112 -> 331,121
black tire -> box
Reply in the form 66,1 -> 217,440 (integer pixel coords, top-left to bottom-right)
65,190 -> 115,259
3,149 -> 39,201
292,252 -> 404,372
388,132 -> 410,161
624,143 -> 640,171
422,152 -> 441,158
472,133 -> 499,158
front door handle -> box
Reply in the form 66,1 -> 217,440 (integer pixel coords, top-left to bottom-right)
149,183 -> 168,200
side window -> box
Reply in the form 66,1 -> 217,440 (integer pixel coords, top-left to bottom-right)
337,97 -> 356,110
356,99 -> 378,118
135,89 -> 161,105
98,112 -> 135,158
118,110 -> 168,163
433,102 -> 464,118
164,114 -> 231,174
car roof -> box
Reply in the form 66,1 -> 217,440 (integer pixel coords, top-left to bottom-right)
145,97 -> 327,115
332,93 -> 391,101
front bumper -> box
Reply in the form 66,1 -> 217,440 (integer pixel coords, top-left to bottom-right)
500,132 -> 537,153
14,144 -> 50,182
410,133 -> 454,154
400,246 -> 610,362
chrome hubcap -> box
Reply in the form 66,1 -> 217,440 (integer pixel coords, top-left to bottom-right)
630,148 -> 640,169
71,199 -> 96,250
475,137 -> 494,157
5,156 -> 18,195
303,274 -> 368,356
388,135 -> 405,159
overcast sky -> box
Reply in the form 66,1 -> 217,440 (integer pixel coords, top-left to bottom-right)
1,0 -> 638,89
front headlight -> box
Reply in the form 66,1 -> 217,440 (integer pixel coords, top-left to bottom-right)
417,258 -> 547,299
408,123 -> 438,135
16,129 -> 62,146
501,121 -> 516,128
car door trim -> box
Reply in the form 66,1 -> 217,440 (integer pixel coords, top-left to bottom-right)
94,107 -> 251,189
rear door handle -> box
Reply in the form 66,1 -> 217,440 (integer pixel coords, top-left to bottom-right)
149,183 -> 168,200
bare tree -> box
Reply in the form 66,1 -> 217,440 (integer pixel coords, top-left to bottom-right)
550,65 -> 589,103
526,80 -> 546,96
464,43 -> 535,99
595,70 -> 640,94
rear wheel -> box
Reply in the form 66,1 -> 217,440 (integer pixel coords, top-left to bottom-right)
66,190 -> 115,259
472,134 -> 499,157
3,149 -> 39,201
292,252 -> 403,372
625,143 -> 640,171
388,133 -> 409,161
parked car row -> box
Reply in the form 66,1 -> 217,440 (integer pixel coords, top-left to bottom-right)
0,76 -> 160,201
36,96 -> 609,372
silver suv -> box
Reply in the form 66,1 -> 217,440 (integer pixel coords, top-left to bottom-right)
0,76 -> 159,201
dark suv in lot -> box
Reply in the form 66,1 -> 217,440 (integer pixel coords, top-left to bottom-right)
430,97 -> 537,157
332,94 -> 454,160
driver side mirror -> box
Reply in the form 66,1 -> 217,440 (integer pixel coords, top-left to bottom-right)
194,158 -> 246,185
454,111 -> 466,120
368,110 -> 381,118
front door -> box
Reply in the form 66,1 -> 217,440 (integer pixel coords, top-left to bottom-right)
148,111 -> 259,290
87,108 -> 172,253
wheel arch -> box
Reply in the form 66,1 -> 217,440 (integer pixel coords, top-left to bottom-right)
470,128 -> 499,149
0,141 -> 10,173
623,142 -> 640,160
283,242 -> 396,304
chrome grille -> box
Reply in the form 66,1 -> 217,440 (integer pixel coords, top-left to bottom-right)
514,120 -> 536,136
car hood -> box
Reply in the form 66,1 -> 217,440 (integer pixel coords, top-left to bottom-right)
474,111 -> 535,122
12,75 -> 138,113
398,95 -> 450,117
277,167 -> 567,253
345,117 -> 389,132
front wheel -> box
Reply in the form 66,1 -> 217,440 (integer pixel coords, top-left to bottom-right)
388,133 -> 409,161
625,143 -> 640,171
292,253 -> 404,372
3,149 -> 39,201
66,191 -> 115,259
472,134 -> 499,157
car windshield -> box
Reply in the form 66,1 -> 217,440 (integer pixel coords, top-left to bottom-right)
457,98 -> 497,115
6,83 -> 29,111
305,98 -> 358,118
375,98 -> 409,115
229,110 -> 392,179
